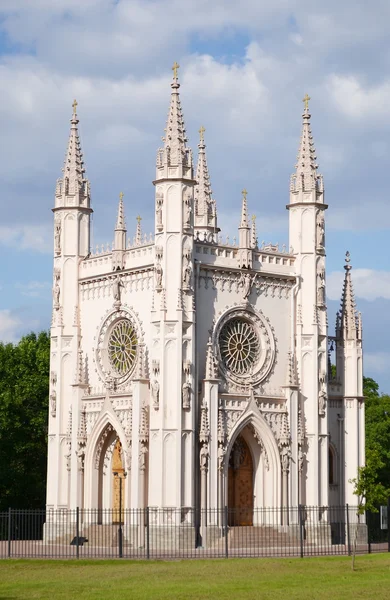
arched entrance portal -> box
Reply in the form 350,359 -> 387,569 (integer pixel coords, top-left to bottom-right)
112,439 -> 125,523
228,435 -> 254,526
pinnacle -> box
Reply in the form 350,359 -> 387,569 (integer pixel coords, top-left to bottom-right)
251,215 -> 257,249
194,127 -> 217,228
339,251 -> 358,340
239,189 -> 249,228
135,214 -> 142,245
115,192 -> 126,231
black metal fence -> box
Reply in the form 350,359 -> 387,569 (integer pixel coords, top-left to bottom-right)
0,504 -> 389,559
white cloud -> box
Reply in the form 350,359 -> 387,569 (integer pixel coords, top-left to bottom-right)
326,74 -> 390,120
0,225 -> 51,253
0,310 -> 22,343
327,269 -> 390,302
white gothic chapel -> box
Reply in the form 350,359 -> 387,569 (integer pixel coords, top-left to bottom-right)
46,65 -> 364,529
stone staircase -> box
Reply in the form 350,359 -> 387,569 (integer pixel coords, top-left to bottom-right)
228,525 -> 300,549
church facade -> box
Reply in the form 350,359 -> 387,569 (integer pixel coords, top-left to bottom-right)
46,67 -> 364,526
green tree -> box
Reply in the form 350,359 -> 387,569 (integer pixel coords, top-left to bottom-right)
0,331 -> 50,510
364,376 -> 390,491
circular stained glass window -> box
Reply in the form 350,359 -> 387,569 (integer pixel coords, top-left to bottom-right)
219,318 -> 260,375
108,319 -> 138,376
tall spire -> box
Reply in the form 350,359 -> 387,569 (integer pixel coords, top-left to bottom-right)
55,100 -> 90,207
290,94 -> 324,202
339,251 -> 358,340
156,63 -> 193,177
194,126 -> 218,236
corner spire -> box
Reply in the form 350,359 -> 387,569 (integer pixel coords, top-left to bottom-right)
289,94 -> 324,203
55,100 -> 91,208
194,126 -> 219,236
156,63 -> 193,179
339,251 -> 358,340
238,189 -> 252,268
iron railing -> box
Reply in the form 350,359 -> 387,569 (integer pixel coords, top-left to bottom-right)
0,504 -> 389,559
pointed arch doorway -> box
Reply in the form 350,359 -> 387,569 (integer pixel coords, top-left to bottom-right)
228,434 -> 254,526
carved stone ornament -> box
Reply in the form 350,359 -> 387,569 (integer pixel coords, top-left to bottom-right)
214,306 -> 276,387
239,271 -> 255,301
112,274 -> 123,308
156,193 -> 163,231
155,263 -> 163,291
200,443 -> 209,472
316,211 -> 325,248
319,386 -> 327,416
280,445 -> 291,473
183,193 -> 192,229
217,444 -> 225,472
182,381 -> 191,410
139,442 -> 148,471
155,245 -> 163,262
54,219 -> 61,255
50,391 -> 56,417
182,262 -> 192,290
151,379 -> 160,410
152,359 -> 160,377
53,270 -> 60,311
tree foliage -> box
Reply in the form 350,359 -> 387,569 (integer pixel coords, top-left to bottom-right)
0,332 -> 50,510
363,376 -> 390,492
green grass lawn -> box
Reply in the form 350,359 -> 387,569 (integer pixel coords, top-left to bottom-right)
0,555 -> 389,599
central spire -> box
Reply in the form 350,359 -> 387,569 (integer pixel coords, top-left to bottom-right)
55,100 -> 90,207
156,63 -> 193,178
289,94 -> 324,203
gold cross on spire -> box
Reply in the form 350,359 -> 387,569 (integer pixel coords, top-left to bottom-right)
303,93 -> 310,111
199,125 -> 206,142
172,61 -> 180,79
136,215 -> 142,224
251,214 -> 256,222
242,188 -> 248,200
119,191 -> 124,201
72,99 -> 78,114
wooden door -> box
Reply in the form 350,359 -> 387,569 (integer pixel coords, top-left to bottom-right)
228,435 -> 254,526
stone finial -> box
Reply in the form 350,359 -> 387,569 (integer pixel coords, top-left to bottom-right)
340,251 -> 358,340
199,401 -> 210,444
279,411 -> 291,447
116,192 -> 126,231
139,403 -> 149,443
135,215 -> 142,245
286,351 -> 298,386
205,337 -> 218,380
251,215 -> 257,249
239,189 -> 249,228
194,126 -> 219,234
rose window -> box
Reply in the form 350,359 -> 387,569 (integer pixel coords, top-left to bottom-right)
108,319 -> 138,376
219,318 -> 260,375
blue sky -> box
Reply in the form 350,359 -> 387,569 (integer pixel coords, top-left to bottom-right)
0,0 -> 389,390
